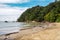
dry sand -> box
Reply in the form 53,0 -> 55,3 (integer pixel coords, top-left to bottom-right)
0,23 -> 60,40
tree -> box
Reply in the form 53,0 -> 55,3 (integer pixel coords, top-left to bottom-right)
17,1 -> 60,22
56,14 -> 60,22
44,12 -> 56,22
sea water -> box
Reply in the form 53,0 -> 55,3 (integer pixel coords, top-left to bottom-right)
0,21 -> 26,35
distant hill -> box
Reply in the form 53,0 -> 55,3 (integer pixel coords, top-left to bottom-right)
17,1 -> 60,22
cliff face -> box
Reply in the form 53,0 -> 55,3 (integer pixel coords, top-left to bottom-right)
17,1 -> 60,22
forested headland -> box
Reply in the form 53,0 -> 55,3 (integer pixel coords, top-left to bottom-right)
17,1 -> 60,22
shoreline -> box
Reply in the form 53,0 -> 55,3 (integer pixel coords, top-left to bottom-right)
0,25 -> 44,40
0,23 -> 59,40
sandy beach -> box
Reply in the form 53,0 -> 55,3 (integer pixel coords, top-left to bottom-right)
0,23 -> 60,40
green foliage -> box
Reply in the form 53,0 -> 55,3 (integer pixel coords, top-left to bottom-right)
56,17 -> 60,22
44,12 -> 56,22
17,1 -> 60,22
56,14 -> 60,22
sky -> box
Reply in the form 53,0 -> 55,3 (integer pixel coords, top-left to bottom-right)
0,0 -> 55,21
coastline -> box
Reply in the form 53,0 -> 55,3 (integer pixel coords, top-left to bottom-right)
0,27 -> 43,40
0,23 -> 60,40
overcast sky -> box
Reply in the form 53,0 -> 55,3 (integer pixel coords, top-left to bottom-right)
0,0 -> 55,21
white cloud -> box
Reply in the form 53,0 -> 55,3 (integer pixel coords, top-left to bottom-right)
0,4 -> 28,21
0,0 -> 30,3
0,4 -> 8,7
0,7 -> 28,15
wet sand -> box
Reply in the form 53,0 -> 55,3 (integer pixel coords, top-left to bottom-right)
0,23 -> 60,40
